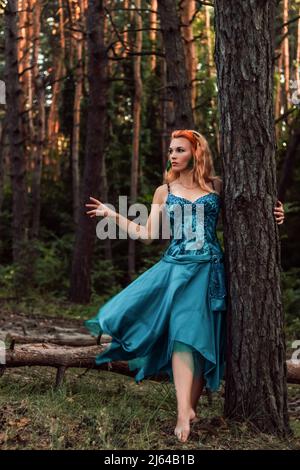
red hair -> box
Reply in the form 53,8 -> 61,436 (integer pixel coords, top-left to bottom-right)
163,129 -> 220,194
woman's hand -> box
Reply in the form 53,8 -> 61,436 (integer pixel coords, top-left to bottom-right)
274,200 -> 285,225
85,196 -> 115,218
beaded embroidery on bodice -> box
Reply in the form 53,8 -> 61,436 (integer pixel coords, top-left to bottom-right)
162,181 -> 223,257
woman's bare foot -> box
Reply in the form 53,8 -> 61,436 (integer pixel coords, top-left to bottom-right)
174,409 -> 195,442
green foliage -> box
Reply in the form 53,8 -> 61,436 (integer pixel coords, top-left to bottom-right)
33,235 -> 73,295
90,257 -> 123,298
0,233 -> 126,304
0,236 -> 72,298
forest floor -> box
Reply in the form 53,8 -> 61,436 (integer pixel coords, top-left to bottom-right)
0,294 -> 300,450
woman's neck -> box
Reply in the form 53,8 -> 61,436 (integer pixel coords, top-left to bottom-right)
176,172 -> 198,189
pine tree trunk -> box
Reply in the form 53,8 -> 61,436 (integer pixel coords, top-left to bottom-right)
157,0 -> 194,129
283,0 -> 290,118
296,9 -> 300,96
69,0 -> 108,303
214,0 -> 291,436
128,0 -> 143,281
179,0 -> 197,110
0,118 -> 6,223
4,0 -> 28,262
275,42 -> 283,141
30,0 -> 45,240
46,0 -> 65,174
150,0 -> 158,72
204,4 -> 220,154
71,0 -> 84,225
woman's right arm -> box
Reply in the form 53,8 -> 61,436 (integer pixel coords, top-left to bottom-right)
85,185 -> 168,245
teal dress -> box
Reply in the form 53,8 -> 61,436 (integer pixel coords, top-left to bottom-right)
84,182 -> 227,392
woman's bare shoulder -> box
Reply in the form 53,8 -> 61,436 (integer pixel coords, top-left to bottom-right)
152,184 -> 169,205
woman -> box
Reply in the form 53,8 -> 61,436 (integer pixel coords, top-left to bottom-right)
85,129 -> 285,443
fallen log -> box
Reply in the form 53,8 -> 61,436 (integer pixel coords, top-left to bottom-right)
286,360 -> 300,384
5,333 -> 112,348
1,343 -> 169,388
1,343 -> 299,390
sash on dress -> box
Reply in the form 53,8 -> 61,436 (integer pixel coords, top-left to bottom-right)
161,252 -> 227,312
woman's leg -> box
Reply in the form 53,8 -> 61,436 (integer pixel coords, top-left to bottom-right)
190,351 -> 205,418
172,341 -> 196,442
190,375 -> 205,419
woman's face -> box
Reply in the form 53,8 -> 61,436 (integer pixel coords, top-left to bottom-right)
168,137 -> 193,171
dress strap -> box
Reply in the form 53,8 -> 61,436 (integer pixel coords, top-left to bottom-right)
211,179 -> 215,190
167,182 -> 170,194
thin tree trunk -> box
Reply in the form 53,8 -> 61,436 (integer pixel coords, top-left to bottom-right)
296,9 -> 300,96
160,58 -> 172,174
0,117 -> 7,218
179,0 -> 197,111
205,5 -> 220,154
275,42 -> 283,141
128,0 -> 143,281
157,0 -> 194,129
18,0 -> 30,136
30,0 -> 45,240
23,0 -> 35,177
69,0 -> 108,303
101,1 -> 114,262
123,0 -> 129,57
46,0 -> 65,175
214,0 -> 291,436
283,0 -> 290,119
150,0 -> 158,72
4,0 -> 28,262
71,0 -> 84,225
46,57 -> 63,162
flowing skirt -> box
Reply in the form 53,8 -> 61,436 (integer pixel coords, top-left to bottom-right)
84,252 -> 227,392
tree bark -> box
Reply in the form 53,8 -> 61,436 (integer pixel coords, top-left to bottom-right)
46,0 -> 66,177
275,42 -> 283,140
6,333 -> 111,347
214,0 -> 291,436
30,0 -> 45,240
296,9 -> 300,87
128,0 -> 143,281
4,0 -> 28,262
71,0 -> 84,225
157,0 -> 194,129
282,0 -> 290,118
179,0 -> 197,110
204,4 -> 220,154
69,0 -> 108,303
150,0 -> 158,72
0,117 -> 7,220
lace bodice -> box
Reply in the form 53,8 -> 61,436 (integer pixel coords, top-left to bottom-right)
162,187 -> 223,257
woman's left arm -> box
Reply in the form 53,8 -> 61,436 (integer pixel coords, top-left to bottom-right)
274,200 -> 285,225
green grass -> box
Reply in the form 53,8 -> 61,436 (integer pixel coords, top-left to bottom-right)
0,289 -> 107,321
0,367 -> 299,450
0,294 -> 300,450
